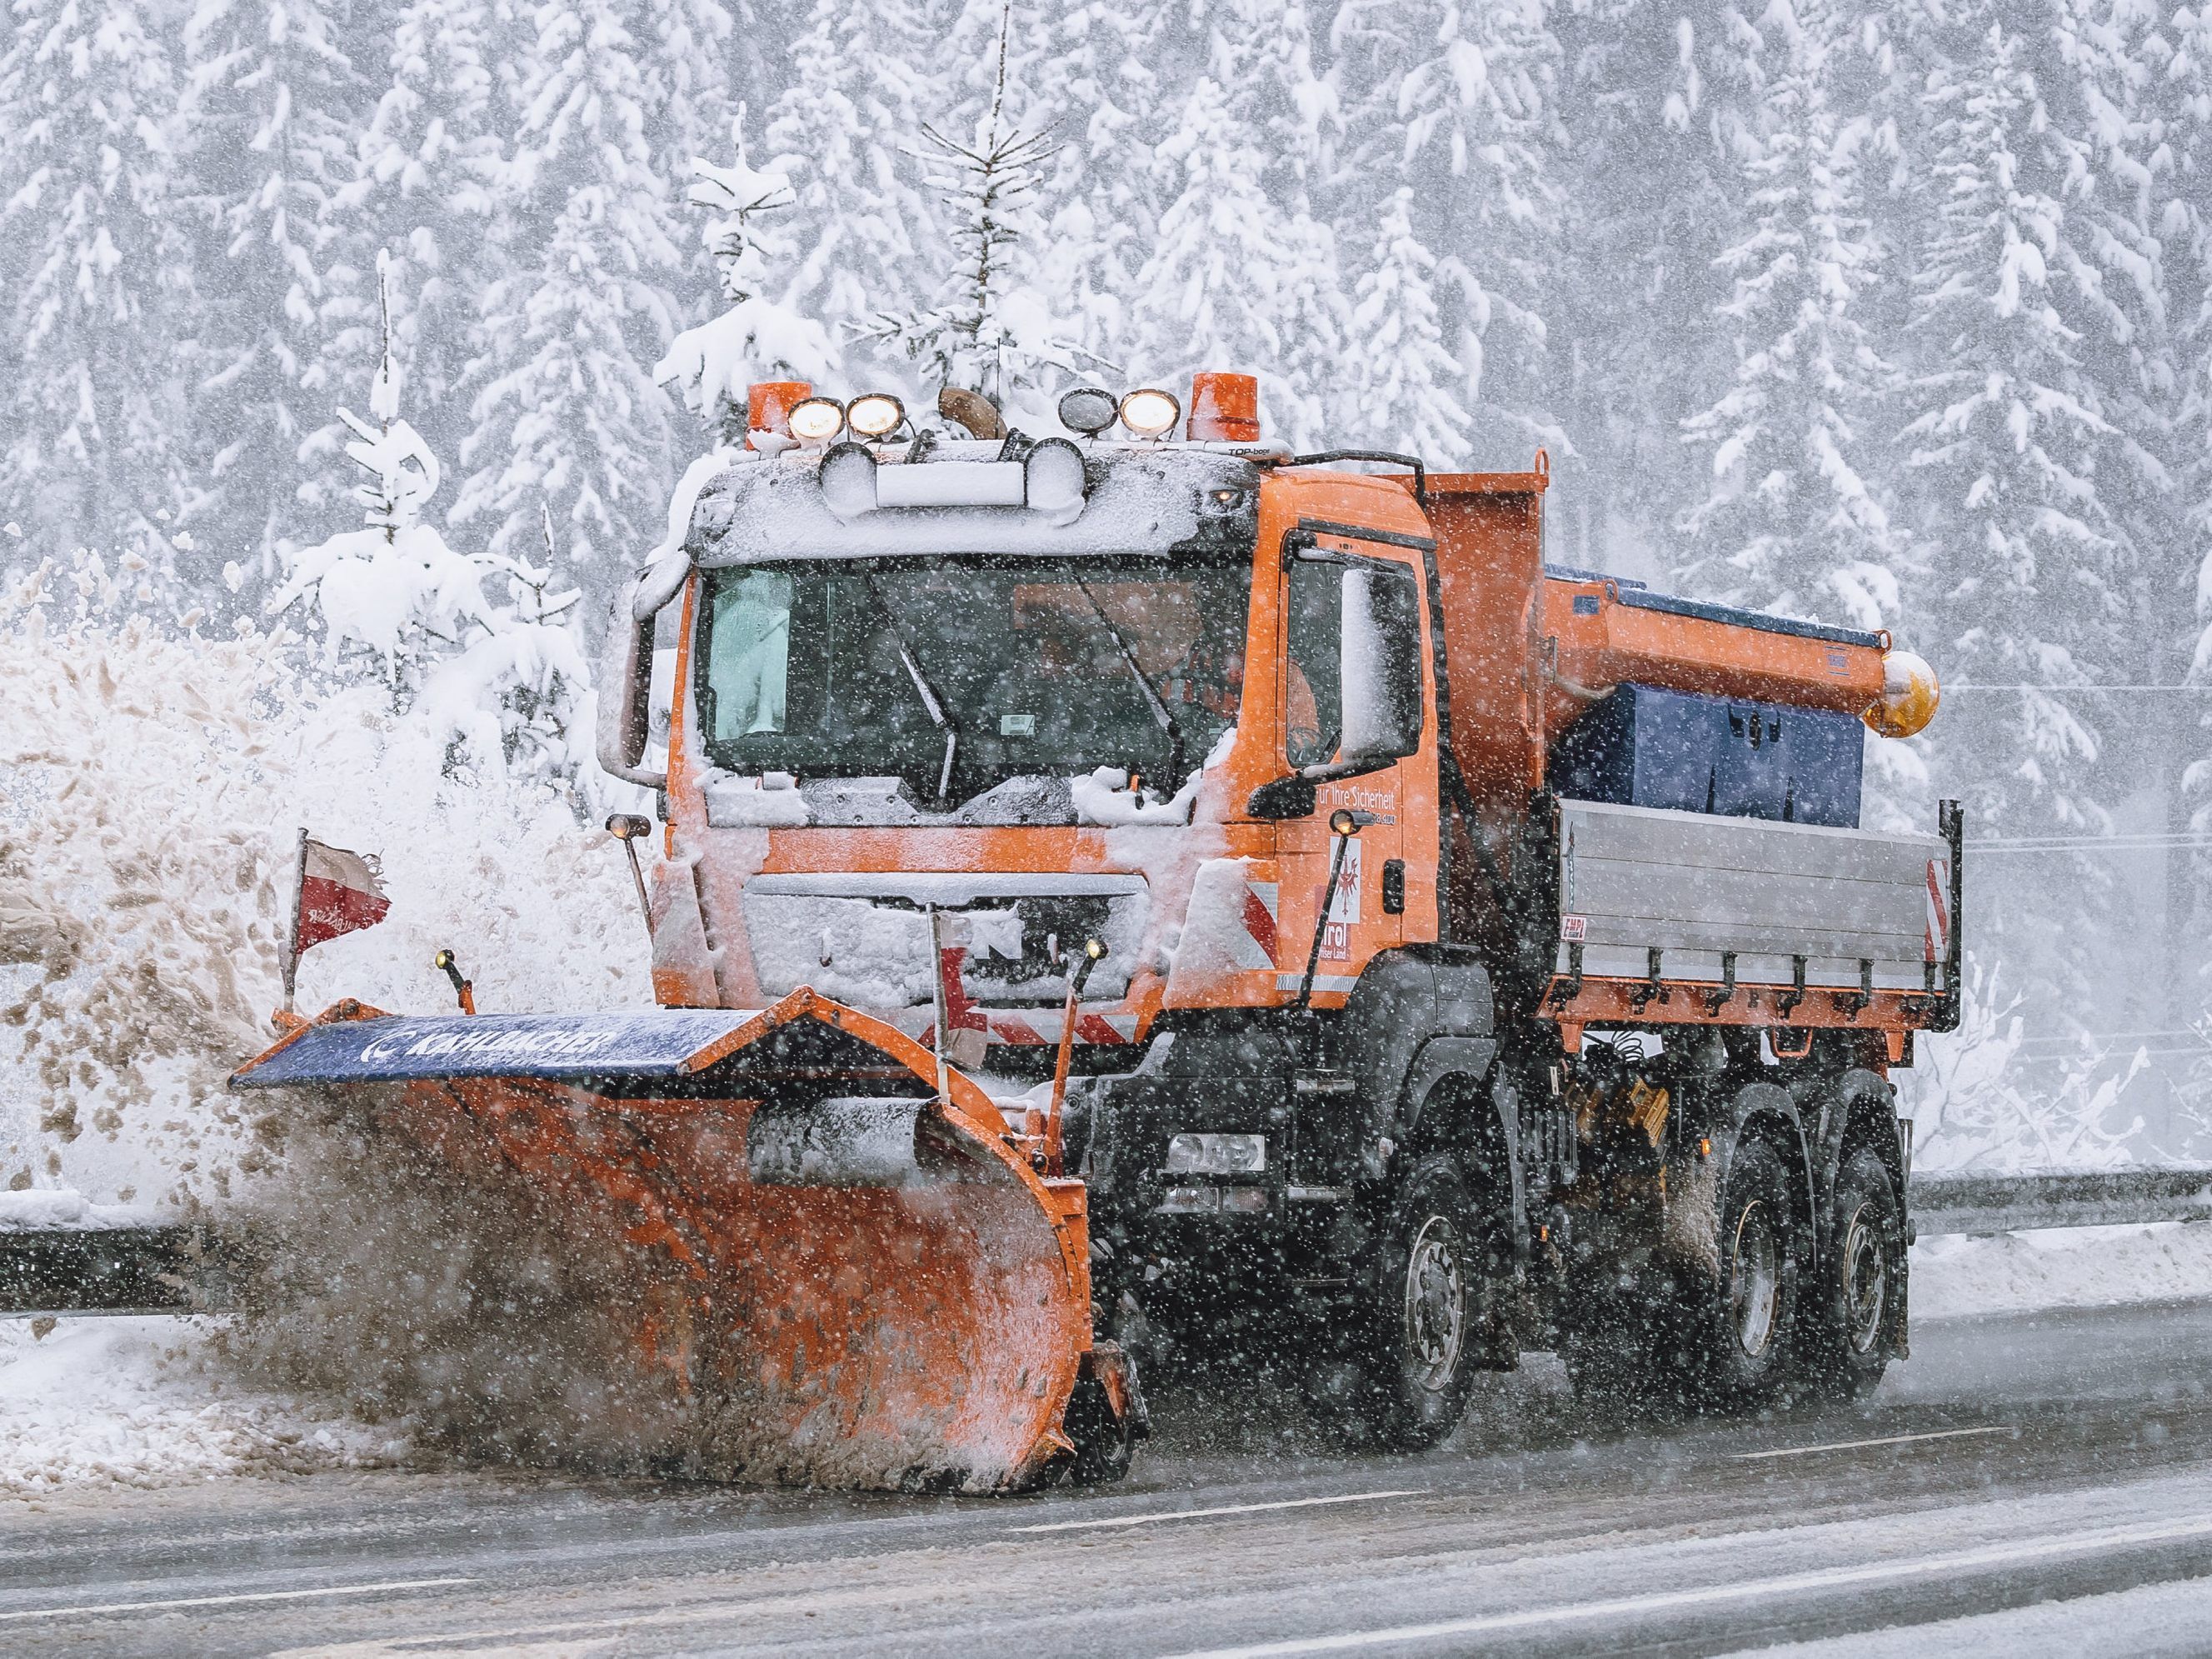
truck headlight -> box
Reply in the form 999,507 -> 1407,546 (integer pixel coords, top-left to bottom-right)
1163,1133 -> 1266,1175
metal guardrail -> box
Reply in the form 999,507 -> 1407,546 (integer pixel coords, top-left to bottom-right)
1908,1168 -> 2212,1238
6,1171 -> 2212,1315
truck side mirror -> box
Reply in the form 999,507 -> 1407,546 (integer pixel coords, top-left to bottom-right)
597,557 -> 687,787
1246,776 -> 1318,819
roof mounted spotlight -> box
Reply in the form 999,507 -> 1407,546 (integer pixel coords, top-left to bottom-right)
846,392 -> 906,441
1057,386 -> 1119,437
787,396 -> 846,444
1118,387 -> 1181,441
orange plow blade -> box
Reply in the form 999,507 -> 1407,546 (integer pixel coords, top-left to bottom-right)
232,990 -> 1120,1492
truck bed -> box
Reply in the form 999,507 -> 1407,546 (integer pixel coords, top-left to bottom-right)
1553,800 -> 1952,996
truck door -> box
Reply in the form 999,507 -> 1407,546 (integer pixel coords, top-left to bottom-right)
1277,535 -> 1430,1002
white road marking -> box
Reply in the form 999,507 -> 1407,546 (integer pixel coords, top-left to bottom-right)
1008,1488 -> 1426,1535
1170,1511 -> 2212,1657
0,1577 -> 477,1624
1735,1425 -> 2015,1461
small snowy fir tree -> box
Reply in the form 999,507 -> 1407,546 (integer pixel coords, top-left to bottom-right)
861,0 -> 1108,416
422,505 -> 593,792
269,252 -> 496,703
274,252 -> 592,790
655,118 -> 841,448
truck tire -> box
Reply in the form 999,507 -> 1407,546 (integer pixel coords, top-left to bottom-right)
1798,1147 -> 1904,1399
1316,1152 -> 1487,1451
1683,1137 -> 1799,1404
1064,1342 -> 1149,1487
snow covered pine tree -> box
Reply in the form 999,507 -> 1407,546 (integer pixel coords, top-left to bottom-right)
271,252 -> 592,793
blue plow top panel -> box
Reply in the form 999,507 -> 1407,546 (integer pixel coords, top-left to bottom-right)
231,1009 -> 757,1089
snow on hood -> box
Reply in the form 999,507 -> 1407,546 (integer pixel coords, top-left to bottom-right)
1071,765 -> 1201,827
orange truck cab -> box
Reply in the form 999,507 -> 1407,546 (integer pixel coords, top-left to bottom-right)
597,377 -> 1960,1447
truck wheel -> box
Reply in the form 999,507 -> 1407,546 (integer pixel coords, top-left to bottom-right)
1065,1342 -> 1148,1486
1685,1137 -> 1799,1404
1321,1153 -> 1486,1451
1800,1147 -> 1903,1399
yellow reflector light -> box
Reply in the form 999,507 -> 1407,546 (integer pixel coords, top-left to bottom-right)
1118,387 -> 1181,439
1865,648 -> 1940,738
787,397 -> 845,443
847,392 -> 906,439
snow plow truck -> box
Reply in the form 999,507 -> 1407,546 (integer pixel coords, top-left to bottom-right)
232,372 -> 1960,1492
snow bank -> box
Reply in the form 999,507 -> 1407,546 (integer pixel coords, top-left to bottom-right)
1910,1223 -> 2212,1321
0,1316 -> 408,1500
0,554 -> 650,1215
0,1188 -> 160,1232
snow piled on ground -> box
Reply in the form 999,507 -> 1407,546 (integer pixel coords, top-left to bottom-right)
0,579 -> 650,1215
0,1188 -> 161,1232
0,1316 -> 409,1499
1909,1222 -> 2212,1320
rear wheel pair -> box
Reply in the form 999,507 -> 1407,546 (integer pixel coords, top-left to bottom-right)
1563,1135 -> 1904,1412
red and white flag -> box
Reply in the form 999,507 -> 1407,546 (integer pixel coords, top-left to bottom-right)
282,834 -> 390,1008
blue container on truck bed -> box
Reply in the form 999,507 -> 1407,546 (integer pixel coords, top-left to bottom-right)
1550,682 -> 1863,828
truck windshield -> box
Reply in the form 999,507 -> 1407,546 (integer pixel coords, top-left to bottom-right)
696,556 -> 1252,805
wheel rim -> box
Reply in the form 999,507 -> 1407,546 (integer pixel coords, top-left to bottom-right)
1840,1205 -> 1888,1356
1402,1215 -> 1467,1392
1730,1200 -> 1780,1359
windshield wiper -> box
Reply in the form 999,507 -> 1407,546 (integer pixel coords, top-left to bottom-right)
862,573 -> 960,807
1076,578 -> 1186,788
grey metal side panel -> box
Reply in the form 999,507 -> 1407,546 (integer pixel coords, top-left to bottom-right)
1555,802 -> 1949,990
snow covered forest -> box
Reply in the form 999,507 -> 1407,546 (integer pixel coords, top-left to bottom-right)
4,0 -> 2212,1167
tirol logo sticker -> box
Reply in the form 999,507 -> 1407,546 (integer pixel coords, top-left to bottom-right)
1321,837 -> 1362,962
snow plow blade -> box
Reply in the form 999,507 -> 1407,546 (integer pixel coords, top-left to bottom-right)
231,988 -> 1122,1492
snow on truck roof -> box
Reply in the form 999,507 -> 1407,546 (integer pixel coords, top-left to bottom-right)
682,441 -> 1266,566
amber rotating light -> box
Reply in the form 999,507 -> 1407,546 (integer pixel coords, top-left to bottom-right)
745,381 -> 812,443
1186,372 -> 1260,442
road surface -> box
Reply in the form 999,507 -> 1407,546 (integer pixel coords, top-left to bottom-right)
5,1300 -> 2212,1655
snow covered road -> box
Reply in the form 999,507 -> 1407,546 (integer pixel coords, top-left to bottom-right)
4,1295 -> 2212,1656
